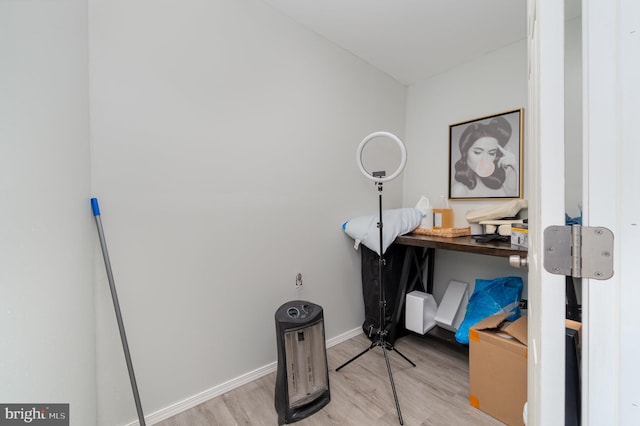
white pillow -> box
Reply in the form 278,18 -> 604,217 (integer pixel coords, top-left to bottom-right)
342,208 -> 422,255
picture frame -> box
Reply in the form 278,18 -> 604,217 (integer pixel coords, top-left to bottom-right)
448,108 -> 523,200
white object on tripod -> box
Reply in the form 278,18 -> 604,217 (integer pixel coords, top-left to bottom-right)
356,131 -> 407,183
342,208 -> 421,256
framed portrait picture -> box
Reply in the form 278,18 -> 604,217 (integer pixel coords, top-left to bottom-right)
448,108 -> 523,200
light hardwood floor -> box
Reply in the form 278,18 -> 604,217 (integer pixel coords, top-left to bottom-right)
156,333 -> 505,426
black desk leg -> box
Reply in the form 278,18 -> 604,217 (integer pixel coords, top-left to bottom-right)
426,248 -> 435,294
388,246 -> 414,344
409,247 -> 434,294
389,246 -> 435,343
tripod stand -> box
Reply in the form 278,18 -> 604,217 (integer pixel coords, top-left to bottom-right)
336,180 -> 416,425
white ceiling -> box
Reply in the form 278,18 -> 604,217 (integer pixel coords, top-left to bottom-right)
261,0 -> 528,86
261,0 -> 581,86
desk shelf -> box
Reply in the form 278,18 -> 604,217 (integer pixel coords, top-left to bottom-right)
388,233 -> 527,346
395,233 -> 527,258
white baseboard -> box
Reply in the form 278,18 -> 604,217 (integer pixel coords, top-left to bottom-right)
326,326 -> 363,347
124,326 -> 363,426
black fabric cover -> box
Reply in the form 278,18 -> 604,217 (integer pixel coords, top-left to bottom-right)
566,276 -> 582,321
360,244 -> 408,344
565,327 -> 581,426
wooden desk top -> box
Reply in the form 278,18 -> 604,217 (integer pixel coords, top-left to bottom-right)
395,233 -> 527,258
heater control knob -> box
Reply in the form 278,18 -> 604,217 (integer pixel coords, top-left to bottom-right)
287,307 -> 300,318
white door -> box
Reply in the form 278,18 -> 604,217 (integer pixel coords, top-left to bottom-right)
581,0 -> 640,424
529,0 -> 640,425
616,5 -> 640,423
527,0 -> 567,424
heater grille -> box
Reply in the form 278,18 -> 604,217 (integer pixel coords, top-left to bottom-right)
284,323 -> 328,408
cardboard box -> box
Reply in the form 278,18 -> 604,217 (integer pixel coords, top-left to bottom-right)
469,313 -> 528,426
565,319 -> 582,426
511,223 -> 528,248
565,319 -> 582,346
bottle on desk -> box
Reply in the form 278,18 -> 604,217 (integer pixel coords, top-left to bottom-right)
433,195 -> 453,229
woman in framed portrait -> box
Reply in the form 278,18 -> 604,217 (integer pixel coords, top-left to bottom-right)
451,116 -> 519,198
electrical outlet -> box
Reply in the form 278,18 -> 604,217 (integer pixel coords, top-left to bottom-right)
295,273 -> 303,289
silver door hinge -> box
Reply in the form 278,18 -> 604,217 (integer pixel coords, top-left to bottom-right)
544,225 -> 614,280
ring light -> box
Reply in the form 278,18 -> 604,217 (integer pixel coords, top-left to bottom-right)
356,131 -> 407,183
344,130 -> 413,423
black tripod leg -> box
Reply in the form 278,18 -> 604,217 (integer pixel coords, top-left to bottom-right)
390,346 -> 416,367
382,346 -> 404,425
335,342 -> 375,372
337,183 -> 412,425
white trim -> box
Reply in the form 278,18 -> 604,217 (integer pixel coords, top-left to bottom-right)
526,0 -> 567,424
326,326 -> 365,349
124,327 -> 364,426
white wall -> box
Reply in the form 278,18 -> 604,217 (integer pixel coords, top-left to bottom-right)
403,41 -> 529,301
88,0 -> 406,424
0,1 -> 96,425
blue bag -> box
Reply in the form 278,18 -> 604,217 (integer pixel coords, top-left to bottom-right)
454,276 -> 524,344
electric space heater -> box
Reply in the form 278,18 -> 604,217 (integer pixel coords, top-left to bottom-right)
274,300 -> 330,425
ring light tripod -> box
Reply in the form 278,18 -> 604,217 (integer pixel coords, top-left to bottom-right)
336,131 -> 415,425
